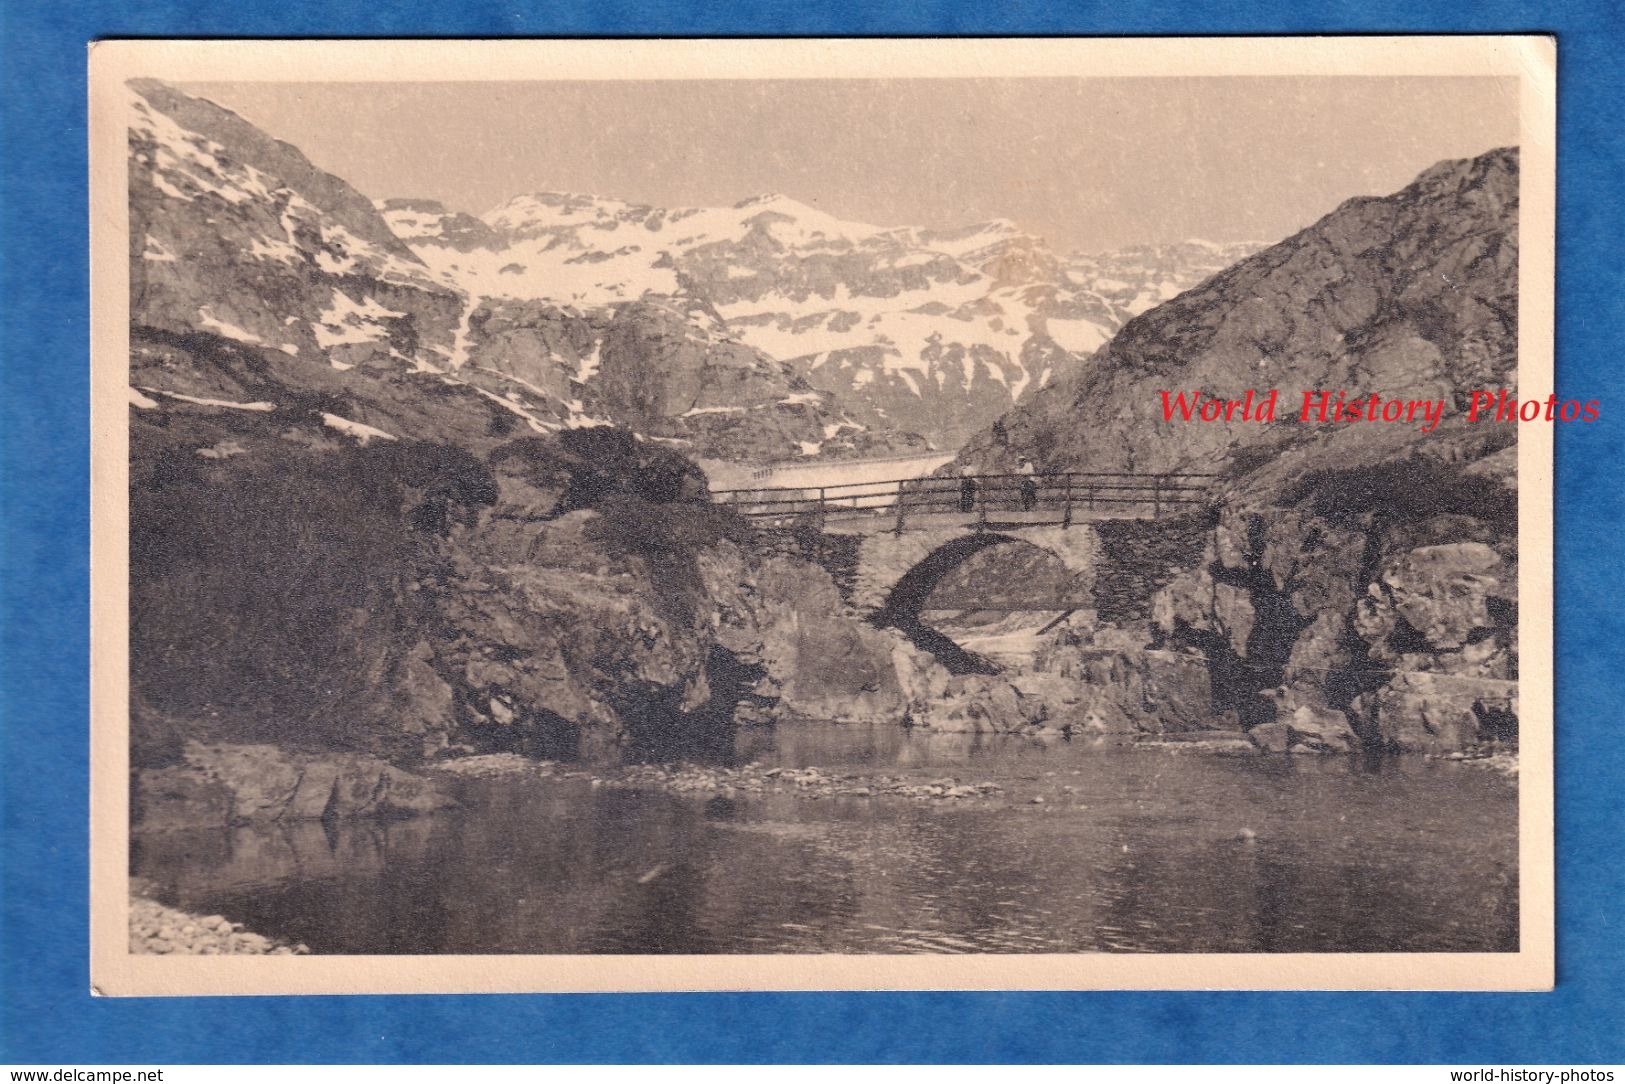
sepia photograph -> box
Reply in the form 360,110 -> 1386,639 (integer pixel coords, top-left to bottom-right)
87,37 -> 1555,995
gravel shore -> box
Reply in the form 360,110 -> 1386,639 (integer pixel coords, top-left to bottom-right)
431,753 -> 1010,802
617,762 -> 1008,800
424,738 -> 1518,814
129,896 -> 310,955
1441,749 -> 1519,778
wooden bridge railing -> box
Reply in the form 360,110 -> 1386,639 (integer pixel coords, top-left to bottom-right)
711,470 -> 1219,532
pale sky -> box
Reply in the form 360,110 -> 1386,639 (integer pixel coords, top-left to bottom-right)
185,77 -> 1519,254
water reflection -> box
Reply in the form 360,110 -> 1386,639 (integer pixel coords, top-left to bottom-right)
132,728 -> 1518,955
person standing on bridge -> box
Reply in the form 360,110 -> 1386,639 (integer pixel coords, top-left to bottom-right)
1018,457 -> 1039,512
958,465 -> 978,513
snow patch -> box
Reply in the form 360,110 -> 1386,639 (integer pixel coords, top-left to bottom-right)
441,377 -> 557,434
471,366 -> 559,405
315,289 -> 401,349
321,413 -> 397,444
197,308 -> 263,345
141,236 -> 177,262
1044,318 -> 1110,355
140,387 -> 275,411
576,342 -> 602,383
681,405 -> 745,417
247,236 -> 301,264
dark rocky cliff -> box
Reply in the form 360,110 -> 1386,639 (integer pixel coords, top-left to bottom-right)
129,406 -> 974,827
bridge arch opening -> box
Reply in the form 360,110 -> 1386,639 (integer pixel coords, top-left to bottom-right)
874,534 -> 1089,674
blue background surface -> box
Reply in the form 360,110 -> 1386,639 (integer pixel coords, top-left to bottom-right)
3,0 -> 1622,1064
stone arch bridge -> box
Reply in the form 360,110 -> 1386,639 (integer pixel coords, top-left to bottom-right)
714,468 -> 1218,641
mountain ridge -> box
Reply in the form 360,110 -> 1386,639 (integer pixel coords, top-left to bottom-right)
383,186 -> 1264,450
127,79 -> 901,463
952,146 -> 1520,477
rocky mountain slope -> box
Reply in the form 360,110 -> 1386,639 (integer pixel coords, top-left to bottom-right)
960,148 -> 1522,754
128,80 -> 886,463
385,191 -> 1259,451
958,147 -> 1519,476
126,80 -> 1061,827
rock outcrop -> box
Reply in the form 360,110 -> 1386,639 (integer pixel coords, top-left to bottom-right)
458,296 -> 908,462
132,743 -> 456,831
129,405 -> 996,821
1137,420 -> 1519,753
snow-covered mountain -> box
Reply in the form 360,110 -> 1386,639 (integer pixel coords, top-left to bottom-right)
127,76 -> 1259,462
127,80 -> 904,463
384,191 -> 1262,449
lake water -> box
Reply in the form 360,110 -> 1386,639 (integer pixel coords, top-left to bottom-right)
131,727 -> 1519,954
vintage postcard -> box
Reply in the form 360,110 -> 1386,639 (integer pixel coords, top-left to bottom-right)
88,37 -> 1555,995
